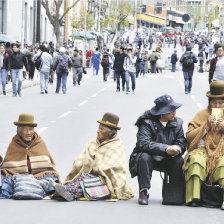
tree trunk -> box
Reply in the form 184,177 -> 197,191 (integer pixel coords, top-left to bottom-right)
54,23 -> 63,49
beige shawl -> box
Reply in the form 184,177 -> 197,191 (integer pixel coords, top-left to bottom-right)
64,137 -> 134,200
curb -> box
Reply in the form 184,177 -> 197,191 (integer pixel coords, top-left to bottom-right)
5,80 -> 40,94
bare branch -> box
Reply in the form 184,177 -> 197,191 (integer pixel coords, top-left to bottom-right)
59,0 -> 81,22
41,0 -> 54,25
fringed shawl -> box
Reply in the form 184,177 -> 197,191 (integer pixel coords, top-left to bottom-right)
183,108 -> 224,182
2,133 -> 60,180
64,137 -> 134,200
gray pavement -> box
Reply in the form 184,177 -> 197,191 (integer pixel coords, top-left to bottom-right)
0,47 -> 222,224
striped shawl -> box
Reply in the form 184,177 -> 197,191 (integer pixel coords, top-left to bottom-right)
64,137 -> 134,200
2,133 -> 60,180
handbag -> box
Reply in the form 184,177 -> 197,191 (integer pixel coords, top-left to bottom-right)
34,52 -> 43,70
201,182 -> 223,208
162,171 -> 185,205
80,175 -> 111,201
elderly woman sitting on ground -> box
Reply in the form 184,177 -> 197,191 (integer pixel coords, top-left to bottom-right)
49,112 -> 133,201
0,113 -> 60,199
184,81 -> 224,210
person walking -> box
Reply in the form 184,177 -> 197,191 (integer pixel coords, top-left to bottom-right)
92,48 -> 101,76
27,45 -> 36,81
0,45 -> 9,95
101,50 -> 109,82
53,47 -> 72,94
180,46 -> 198,94
149,36 -> 153,50
71,49 -> 83,86
124,48 -> 136,94
134,48 -> 141,78
198,49 -> 205,73
8,43 -> 28,97
140,51 -> 147,76
113,46 -> 127,92
171,50 -> 178,72
209,45 -> 224,83
33,45 -> 53,94
148,50 -> 158,73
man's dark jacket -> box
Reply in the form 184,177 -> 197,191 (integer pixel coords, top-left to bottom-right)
180,50 -> 198,72
8,51 -> 28,71
171,53 -> 178,64
112,52 -> 127,73
129,111 -> 186,178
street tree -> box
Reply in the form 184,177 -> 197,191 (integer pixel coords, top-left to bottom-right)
71,7 -> 95,30
101,0 -> 133,32
41,0 -> 80,48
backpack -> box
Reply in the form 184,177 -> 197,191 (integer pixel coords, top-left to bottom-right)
101,56 -> 109,67
34,53 -> 43,71
58,55 -> 69,71
150,53 -> 158,63
182,52 -> 193,68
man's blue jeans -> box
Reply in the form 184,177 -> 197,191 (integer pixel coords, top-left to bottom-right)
56,72 -> 68,93
0,69 -> 7,93
115,72 -> 125,91
183,70 -> 194,93
11,69 -> 23,95
40,71 -> 50,92
171,63 -> 176,72
125,71 -> 136,92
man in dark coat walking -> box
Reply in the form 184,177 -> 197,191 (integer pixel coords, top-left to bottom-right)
171,50 -> 178,72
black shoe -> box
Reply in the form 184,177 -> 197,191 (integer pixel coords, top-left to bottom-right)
122,87 -> 125,91
55,91 -> 59,94
45,90 -> 48,94
17,92 -> 21,97
40,92 -> 45,94
186,200 -> 200,207
116,89 -> 120,92
3,91 -> 6,95
63,91 -> 66,94
138,190 -> 149,205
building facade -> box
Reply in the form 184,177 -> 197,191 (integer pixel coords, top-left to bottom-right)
0,0 -> 55,45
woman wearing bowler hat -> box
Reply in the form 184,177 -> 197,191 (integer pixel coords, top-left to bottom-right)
183,81 -> 224,210
130,94 -> 186,205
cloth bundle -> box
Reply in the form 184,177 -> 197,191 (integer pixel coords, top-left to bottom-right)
13,174 -> 49,200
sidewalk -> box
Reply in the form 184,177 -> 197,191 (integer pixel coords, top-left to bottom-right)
5,71 -> 40,95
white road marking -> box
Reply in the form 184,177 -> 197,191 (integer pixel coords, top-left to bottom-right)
148,75 -> 158,78
58,111 -> 72,119
164,75 -> 174,78
100,87 -> 107,91
78,100 -> 88,107
190,95 -> 195,100
37,127 -> 48,134
50,121 -> 56,123
91,93 -> 98,98
197,102 -> 204,109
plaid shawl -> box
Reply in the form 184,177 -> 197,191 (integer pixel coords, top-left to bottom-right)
64,137 -> 134,200
2,133 -> 60,180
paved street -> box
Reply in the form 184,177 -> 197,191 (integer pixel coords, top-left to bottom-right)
0,52 -> 223,224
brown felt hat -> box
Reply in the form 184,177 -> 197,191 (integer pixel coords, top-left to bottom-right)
206,81 -> 224,98
14,113 -> 38,127
97,112 -> 121,130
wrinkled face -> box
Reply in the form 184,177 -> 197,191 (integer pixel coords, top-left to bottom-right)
217,47 -> 224,57
0,46 -> 5,53
97,124 -> 112,143
161,110 -> 176,121
18,126 -> 34,142
210,99 -> 224,109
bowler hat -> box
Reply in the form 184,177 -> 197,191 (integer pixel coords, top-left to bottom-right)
14,113 -> 38,127
97,112 -> 121,130
149,94 -> 182,116
206,81 -> 224,98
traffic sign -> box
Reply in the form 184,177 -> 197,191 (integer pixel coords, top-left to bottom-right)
182,14 -> 190,22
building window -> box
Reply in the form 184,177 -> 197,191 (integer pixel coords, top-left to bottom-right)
0,0 -> 4,33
